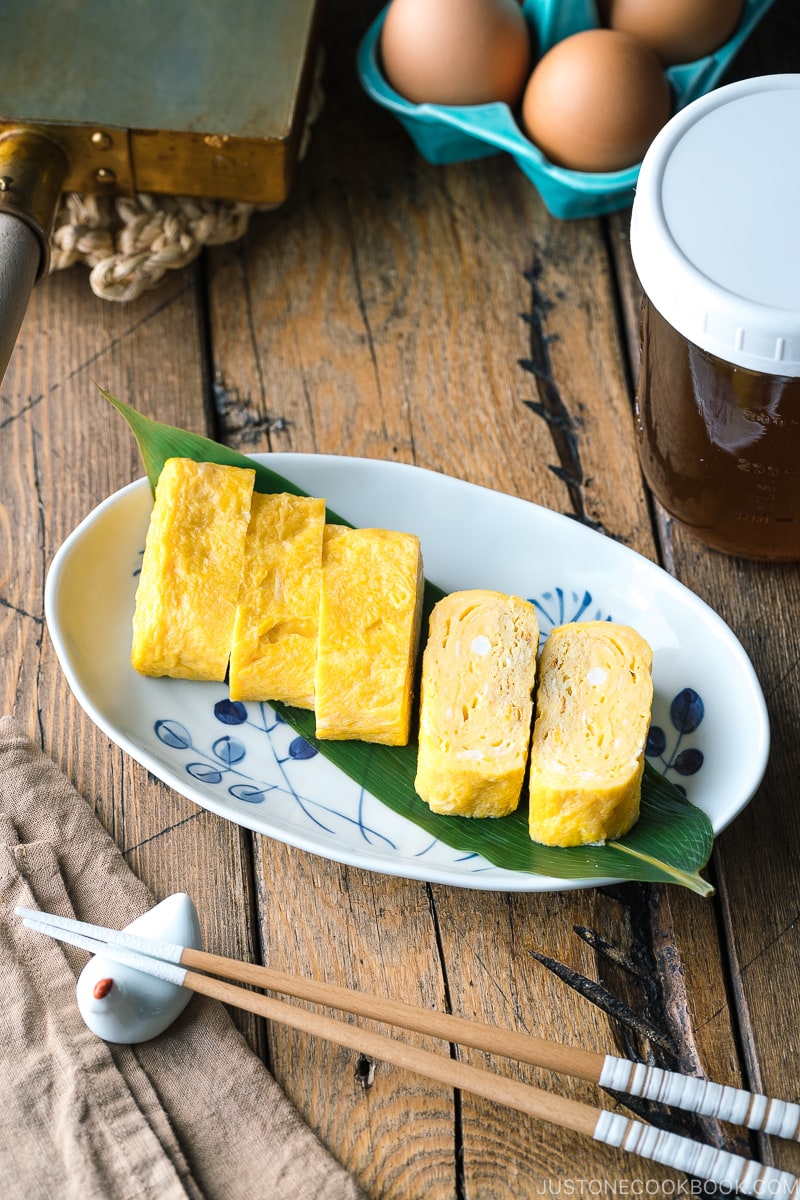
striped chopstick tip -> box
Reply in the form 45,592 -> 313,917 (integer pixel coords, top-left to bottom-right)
19,915 -> 188,988
15,906 -> 186,965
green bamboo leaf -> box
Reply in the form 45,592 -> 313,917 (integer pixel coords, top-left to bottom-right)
99,385 -> 342,517
101,387 -> 715,894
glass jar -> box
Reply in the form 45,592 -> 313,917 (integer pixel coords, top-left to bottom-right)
630,75 -> 800,561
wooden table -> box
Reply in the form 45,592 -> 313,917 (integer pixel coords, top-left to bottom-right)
4,1 -> 800,1194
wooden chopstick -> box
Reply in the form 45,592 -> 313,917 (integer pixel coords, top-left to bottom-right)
16,908 -> 800,1196
17,904 -> 800,1143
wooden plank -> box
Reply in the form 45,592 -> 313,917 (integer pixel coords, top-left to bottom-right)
606,1 -> 800,1180
253,841 -> 456,1196
0,261 -> 263,1051
619,423 -> 800,1187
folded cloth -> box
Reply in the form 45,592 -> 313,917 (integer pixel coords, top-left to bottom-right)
0,715 -> 364,1200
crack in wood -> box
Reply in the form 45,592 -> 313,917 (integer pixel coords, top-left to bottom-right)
530,948 -> 678,1055
572,924 -> 652,982
0,392 -> 44,432
520,265 -> 605,533
120,806 -> 206,856
763,646 -> 800,702
0,596 -> 45,624
737,910 -> 800,975
532,887 -> 753,1164
212,376 -> 291,447
425,884 -> 467,1200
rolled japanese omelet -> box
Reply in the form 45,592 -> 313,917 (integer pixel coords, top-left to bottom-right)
527,621 -> 653,847
314,525 -> 424,745
131,458 -> 255,681
414,590 -> 539,818
229,492 -> 325,708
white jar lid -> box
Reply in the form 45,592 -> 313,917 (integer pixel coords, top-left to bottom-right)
630,75 -> 800,378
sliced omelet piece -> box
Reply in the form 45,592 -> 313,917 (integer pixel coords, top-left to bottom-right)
229,492 -> 325,708
414,590 -> 539,818
314,525 -> 423,745
131,457 -> 255,681
528,621 -> 654,847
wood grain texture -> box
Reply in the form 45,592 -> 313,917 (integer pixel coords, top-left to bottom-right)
607,1 -> 800,1181
2,0 -> 799,1195
253,840 -> 458,1197
0,262 -> 264,1051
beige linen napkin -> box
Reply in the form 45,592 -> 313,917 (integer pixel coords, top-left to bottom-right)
0,715 -> 364,1200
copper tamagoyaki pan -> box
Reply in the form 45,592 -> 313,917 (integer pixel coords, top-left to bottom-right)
0,0 -> 320,380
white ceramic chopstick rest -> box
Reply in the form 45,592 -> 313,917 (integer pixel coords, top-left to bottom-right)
600,1054 -> 800,1140
74,892 -> 201,1044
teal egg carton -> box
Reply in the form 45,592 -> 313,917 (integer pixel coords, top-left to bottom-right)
357,0 -> 779,219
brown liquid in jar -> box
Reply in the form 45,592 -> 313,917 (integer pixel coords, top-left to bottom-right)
636,300 -> 800,561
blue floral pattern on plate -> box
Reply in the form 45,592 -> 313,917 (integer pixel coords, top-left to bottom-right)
646,688 -> 705,790
156,702 -> 399,850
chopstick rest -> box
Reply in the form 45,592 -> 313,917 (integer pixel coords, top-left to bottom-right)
16,904 -> 800,1197
74,893 -> 202,1043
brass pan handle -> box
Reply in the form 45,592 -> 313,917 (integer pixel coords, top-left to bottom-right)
0,129 -> 69,382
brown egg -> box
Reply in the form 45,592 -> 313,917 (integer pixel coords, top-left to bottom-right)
379,0 -> 532,107
521,29 -> 672,173
600,0 -> 745,65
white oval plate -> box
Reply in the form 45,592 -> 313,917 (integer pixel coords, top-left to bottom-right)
45,454 -> 769,892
